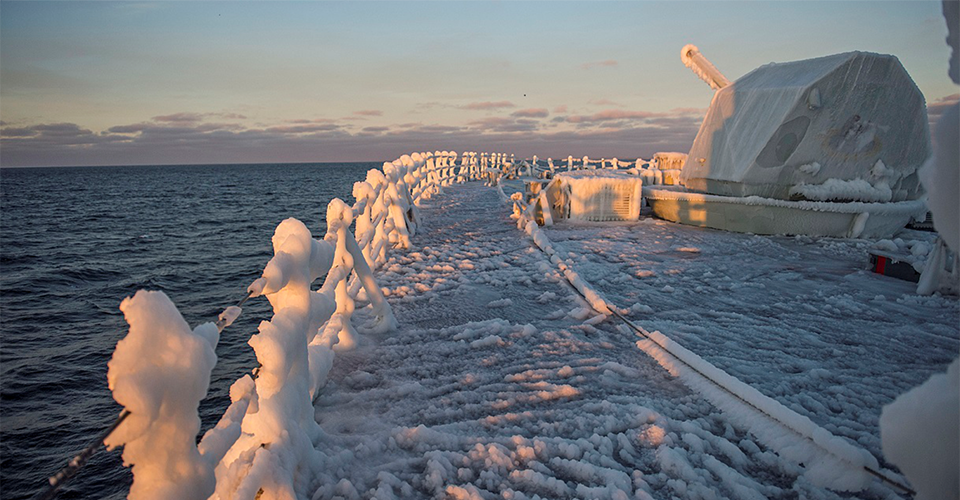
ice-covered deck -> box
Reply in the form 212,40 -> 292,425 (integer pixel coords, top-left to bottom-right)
309,182 -> 958,499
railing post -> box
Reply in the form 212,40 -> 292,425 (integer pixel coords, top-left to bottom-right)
382,163 -> 412,249
104,290 -> 219,500
324,199 -> 359,351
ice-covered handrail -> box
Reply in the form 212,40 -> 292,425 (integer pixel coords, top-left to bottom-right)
82,149 -> 508,500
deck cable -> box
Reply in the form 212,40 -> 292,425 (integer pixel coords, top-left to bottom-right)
534,223 -> 917,497
607,307 -> 915,497
36,289 -> 256,500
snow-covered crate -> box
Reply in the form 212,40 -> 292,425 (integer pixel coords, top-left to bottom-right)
653,152 -> 687,170
546,170 -> 642,222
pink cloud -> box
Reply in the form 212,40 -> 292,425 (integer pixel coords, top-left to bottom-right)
461,101 -> 516,110
928,93 -> 959,123
670,107 -> 709,114
152,112 -> 205,123
354,110 -> 383,116
581,60 -> 618,70
553,105 -> 568,113
566,109 -> 664,123
152,111 -> 247,123
264,123 -> 341,133
468,117 -> 539,133
589,99 -> 621,107
511,108 -> 549,118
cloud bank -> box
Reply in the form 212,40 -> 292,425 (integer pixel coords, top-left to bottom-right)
0,105 -> 698,166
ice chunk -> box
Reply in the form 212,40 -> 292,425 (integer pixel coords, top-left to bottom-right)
880,357 -> 959,500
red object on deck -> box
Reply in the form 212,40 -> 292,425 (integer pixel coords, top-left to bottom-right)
869,251 -> 921,282
874,255 -> 887,275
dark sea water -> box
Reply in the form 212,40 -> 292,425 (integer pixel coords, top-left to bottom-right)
1,162 -> 375,500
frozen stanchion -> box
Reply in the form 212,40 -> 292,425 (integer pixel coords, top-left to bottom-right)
319,199 -> 358,351
218,217 -> 336,500
399,154 -> 423,231
382,163 -> 412,249
367,169 -> 391,267
93,290 -> 226,500
351,180 -> 379,268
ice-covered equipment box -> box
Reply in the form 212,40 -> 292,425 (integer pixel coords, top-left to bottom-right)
545,170 -> 642,221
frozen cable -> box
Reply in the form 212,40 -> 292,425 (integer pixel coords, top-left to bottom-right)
215,290 -> 252,332
608,306 -> 915,497
37,410 -> 131,500
512,192 -> 915,496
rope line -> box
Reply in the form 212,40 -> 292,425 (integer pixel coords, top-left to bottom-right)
36,410 -> 131,500
39,288 -> 257,499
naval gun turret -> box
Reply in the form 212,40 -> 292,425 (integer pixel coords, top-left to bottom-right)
679,46 -> 930,203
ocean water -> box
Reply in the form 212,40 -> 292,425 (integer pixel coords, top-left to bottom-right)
1,162 -> 375,500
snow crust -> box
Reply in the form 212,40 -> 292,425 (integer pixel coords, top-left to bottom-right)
635,330 -> 878,491
789,178 -> 893,203
105,154 -> 958,500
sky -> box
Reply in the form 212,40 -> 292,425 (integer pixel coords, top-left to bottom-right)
1,1 -> 957,167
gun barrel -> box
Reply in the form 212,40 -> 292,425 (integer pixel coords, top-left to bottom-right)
681,44 -> 731,90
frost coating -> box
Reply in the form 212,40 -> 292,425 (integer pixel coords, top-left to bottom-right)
682,51 -> 929,202
105,290 -> 219,500
681,44 -> 731,90
789,178 -> 892,203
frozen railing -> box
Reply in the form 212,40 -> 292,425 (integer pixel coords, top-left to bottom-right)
506,153 -> 690,193
509,154 -> 684,180
45,150 -> 505,500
